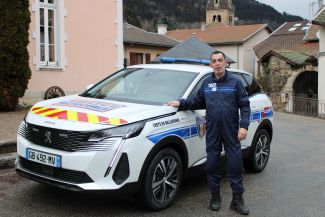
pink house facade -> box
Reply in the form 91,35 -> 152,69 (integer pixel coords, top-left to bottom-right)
22,0 -> 124,105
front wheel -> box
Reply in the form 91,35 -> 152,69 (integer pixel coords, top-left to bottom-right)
244,129 -> 271,173
140,148 -> 183,211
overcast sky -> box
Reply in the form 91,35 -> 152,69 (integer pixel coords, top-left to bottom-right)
256,0 -> 322,20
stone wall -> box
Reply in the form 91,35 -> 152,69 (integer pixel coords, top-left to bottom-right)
206,9 -> 234,25
260,55 -> 318,111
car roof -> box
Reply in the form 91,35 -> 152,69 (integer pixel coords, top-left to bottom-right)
128,63 -> 251,76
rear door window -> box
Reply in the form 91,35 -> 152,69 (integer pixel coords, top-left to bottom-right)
242,74 -> 262,96
229,72 -> 250,94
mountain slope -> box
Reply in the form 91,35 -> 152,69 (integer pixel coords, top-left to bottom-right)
123,0 -> 304,31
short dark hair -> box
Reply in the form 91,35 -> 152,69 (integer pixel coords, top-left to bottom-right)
210,51 -> 226,60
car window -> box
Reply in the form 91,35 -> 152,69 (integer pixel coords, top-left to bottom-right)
82,68 -> 198,105
242,74 -> 262,96
189,72 -> 257,98
229,72 -> 250,94
188,74 -> 211,99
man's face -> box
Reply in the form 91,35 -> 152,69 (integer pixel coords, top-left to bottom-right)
210,53 -> 227,79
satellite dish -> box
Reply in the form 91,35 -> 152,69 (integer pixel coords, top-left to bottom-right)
316,30 -> 320,39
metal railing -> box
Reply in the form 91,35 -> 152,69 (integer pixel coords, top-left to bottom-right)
268,93 -> 325,119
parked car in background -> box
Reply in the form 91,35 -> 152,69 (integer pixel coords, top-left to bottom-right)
16,60 -> 273,210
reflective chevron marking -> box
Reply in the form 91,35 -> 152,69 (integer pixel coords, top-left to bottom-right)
31,106 -> 128,125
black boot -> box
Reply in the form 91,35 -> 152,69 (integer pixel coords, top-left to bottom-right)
230,193 -> 249,215
209,192 -> 221,211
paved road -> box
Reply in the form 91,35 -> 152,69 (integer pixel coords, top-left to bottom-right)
1,112 -> 325,217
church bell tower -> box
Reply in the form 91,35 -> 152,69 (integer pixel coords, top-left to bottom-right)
206,0 -> 235,26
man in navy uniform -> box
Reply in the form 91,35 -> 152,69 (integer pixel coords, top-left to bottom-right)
168,51 -> 250,215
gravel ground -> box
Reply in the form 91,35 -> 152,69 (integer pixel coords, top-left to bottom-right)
0,109 -> 28,141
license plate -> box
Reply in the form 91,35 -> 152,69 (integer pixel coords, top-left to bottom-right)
26,148 -> 61,168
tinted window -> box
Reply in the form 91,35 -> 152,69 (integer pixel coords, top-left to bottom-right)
242,74 -> 262,96
230,73 -> 249,92
189,72 -> 262,98
188,74 -> 210,98
82,68 -> 198,105
190,72 -> 249,98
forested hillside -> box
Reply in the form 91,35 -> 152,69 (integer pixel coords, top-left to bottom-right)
124,0 -> 304,31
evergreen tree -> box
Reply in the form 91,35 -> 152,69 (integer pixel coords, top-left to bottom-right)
0,0 -> 31,110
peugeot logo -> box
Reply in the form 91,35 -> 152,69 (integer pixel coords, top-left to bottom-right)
44,131 -> 52,144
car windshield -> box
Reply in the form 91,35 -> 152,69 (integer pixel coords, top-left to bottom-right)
81,68 -> 198,105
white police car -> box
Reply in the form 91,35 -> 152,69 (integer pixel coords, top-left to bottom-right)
16,60 -> 273,210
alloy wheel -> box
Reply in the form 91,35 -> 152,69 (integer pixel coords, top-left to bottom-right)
152,156 -> 180,204
255,134 -> 269,168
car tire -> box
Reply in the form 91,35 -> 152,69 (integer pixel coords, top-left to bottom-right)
244,129 -> 271,173
140,148 -> 183,211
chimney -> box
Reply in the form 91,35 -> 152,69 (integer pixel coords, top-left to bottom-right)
157,24 -> 167,35
200,22 -> 206,31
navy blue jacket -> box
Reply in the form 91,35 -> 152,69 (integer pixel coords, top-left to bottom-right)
179,70 -> 250,131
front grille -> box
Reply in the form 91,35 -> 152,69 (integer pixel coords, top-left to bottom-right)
19,122 -> 120,152
18,122 -> 27,138
23,123 -> 89,152
19,157 -> 93,184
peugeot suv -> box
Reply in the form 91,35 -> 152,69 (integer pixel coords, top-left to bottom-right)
16,62 -> 273,210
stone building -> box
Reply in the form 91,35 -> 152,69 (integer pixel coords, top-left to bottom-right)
206,0 -> 235,26
254,21 -> 319,114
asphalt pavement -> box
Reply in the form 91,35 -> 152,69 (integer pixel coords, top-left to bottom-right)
1,112 -> 325,217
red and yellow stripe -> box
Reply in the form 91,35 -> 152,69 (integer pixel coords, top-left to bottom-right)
31,106 -> 128,125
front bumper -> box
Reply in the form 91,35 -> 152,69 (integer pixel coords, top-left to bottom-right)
16,134 -> 135,190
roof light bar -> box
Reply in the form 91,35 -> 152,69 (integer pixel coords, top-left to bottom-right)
160,57 -> 210,65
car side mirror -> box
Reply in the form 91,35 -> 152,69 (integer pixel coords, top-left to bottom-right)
85,84 -> 94,90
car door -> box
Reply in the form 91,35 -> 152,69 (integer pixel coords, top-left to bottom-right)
241,73 -> 266,147
182,74 -> 210,167
228,71 -> 260,148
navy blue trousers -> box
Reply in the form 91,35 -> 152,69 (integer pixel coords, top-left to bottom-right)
205,123 -> 244,193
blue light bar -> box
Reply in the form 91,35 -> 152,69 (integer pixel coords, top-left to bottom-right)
160,57 -> 210,65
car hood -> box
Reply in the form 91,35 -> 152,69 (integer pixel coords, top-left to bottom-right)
25,95 -> 177,131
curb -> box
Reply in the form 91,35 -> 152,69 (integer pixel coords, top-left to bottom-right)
0,139 -> 17,169
0,152 -> 16,169
0,139 -> 16,146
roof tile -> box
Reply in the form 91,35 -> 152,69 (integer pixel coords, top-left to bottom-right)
167,24 -> 271,44
304,24 -> 320,41
152,36 -> 235,63
124,23 -> 179,47
272,21 -> 310,35
312,7 -> 325,25
254,21 -> 319,59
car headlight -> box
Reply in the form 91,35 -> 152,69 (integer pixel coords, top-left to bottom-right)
88,121 -> 146,142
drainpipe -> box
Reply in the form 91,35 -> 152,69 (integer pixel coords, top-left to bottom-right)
236,42 -> 240,70
116,0 -> 124,70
